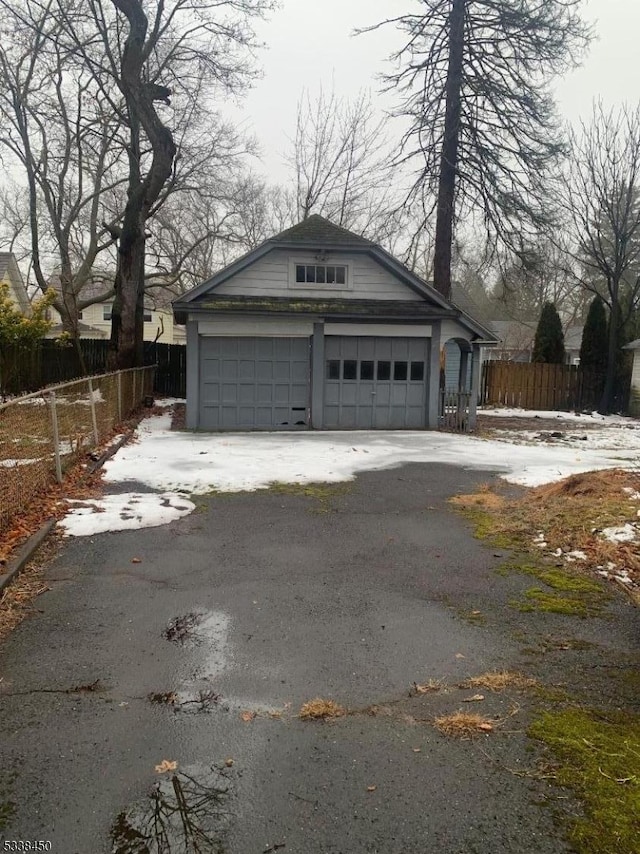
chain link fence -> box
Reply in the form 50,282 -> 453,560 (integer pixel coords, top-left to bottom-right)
0,366 -> 155,536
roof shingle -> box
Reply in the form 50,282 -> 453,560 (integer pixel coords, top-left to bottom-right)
269,214 -> 374,246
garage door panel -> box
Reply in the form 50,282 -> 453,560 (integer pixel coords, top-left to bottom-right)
199,336 -> 310,430
256,383 -> 273,403
202,381 -> 220,403
323,335 -> 429,429
340,384 -> 358,405
202,359 -> 220,380
238,360 -> 255,380
256,362 -> 273,380
292,361 -> 309,382
238,384 -> 255,404
325,385 -> 340,405
221,383 -> 238,403
274,361 -> 291,380
274,384 -> 291,403
221,360 -> 238,380
391,385 -> 407,405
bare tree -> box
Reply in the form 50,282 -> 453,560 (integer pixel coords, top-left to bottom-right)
492,240 -> 587,325
0,0 -> 274,367
287,87 -> 401,241
363,0 -> 591,299
0,0 -> 126,336
563,103 -> 640,412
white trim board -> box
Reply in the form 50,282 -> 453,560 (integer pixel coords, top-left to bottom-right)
324,323 -> 432,337
198,318 -> 314,337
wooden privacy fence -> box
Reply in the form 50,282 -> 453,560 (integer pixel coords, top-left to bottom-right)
481,361 -> 604,411
0,338 -> 186,398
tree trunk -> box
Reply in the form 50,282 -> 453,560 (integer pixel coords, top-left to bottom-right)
599,296 -> 620,414
109,216 -> 145,369
108,0 -> 177,370
432,0 -> 465,300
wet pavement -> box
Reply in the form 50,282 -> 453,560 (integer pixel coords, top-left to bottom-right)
1,462 -> 638,853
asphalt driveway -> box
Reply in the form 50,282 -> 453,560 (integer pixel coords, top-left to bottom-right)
1,462 -> 638,853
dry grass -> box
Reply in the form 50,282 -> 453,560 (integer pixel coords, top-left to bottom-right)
460,670 -> 538,692
449,491 -> 506,511
433,711 -> 495,738
453,469 -> 640,587
298,698 -> 346,720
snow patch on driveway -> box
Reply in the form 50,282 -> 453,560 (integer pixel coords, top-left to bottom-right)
101,411 -> 640,493
60,491 -> 195,537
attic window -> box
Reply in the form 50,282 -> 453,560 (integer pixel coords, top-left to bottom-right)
295,264 -> 346,286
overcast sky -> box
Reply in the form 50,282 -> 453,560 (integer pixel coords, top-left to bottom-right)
230,0 -> 640,183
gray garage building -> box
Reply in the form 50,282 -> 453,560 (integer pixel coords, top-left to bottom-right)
172,216 -> 495,431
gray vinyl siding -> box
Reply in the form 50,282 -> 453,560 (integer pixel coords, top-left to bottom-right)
444,340 -> 472,390
213,249 -> 424,301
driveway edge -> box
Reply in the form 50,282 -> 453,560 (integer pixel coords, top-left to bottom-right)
0,518 -> 57,594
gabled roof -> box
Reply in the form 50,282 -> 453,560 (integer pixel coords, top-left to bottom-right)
174,215 -> 497,341
0,252 -> 30,313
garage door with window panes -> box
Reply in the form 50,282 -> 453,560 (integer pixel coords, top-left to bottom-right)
323,337 -> 429,429
199,337 -> 311,430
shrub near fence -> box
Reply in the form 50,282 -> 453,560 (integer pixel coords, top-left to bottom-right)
481,361 -> 605,411
0,366 -> 154,537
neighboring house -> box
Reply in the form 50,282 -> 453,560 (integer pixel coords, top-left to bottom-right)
45,275 -> 186,344
483,319 -> 583,365
172,215 -> 496,431
0,252 -> 30,315
624,339 -> 640,416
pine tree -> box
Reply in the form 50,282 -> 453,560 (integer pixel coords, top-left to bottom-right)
532,302 -> 565,364
579,296 -> 608,373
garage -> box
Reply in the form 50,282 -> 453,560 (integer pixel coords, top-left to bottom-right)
174,215 -> 495,431
199,336 -> 311,429
323,336 -> 429,429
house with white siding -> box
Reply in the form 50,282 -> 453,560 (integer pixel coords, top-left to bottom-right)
45,275 -> 186,344
0,252 -> 30,315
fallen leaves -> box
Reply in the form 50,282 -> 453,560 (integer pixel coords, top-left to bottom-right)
298,698 -> 346,720
155,759 -> 178,774
461,694 -> 485,703
366,785 -> 377,792
411,680 -> 442,695
240,710 -> 257,722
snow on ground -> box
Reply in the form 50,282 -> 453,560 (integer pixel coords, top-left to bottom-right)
103,411 -> 640,495
60,405 -> 640,536
479,407 -> 634,425
60,492 -> 195,537
601,523 -> 638,543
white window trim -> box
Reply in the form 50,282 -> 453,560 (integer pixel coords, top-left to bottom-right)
288,257 -> 352,291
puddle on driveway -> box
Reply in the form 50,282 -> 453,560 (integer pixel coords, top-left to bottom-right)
160,611 -> 231,715
111,764 -> 233,854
